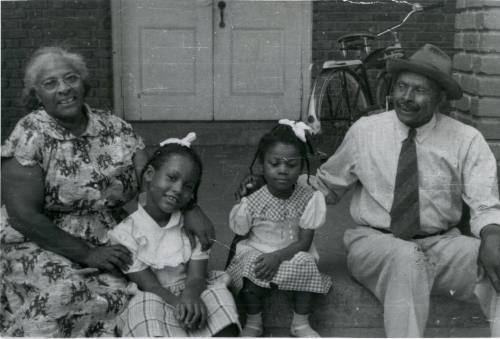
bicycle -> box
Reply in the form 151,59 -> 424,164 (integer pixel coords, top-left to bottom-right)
305,1 -> 445,156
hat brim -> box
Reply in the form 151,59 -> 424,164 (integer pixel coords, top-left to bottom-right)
387,59 -> 463,100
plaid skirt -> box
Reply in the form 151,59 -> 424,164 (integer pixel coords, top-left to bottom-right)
117,271 -> 240,337
227,247 -> 332,294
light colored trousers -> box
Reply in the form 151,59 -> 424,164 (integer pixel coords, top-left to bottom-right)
344,226 -> 500,337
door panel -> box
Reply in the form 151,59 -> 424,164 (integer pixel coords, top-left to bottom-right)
213,0 -> 306,120
117,0 -> 212,120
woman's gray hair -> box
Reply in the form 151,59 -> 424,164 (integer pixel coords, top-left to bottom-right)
21,46 -> 90,111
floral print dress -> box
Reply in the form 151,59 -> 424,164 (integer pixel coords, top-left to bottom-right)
0,105 -> 145,337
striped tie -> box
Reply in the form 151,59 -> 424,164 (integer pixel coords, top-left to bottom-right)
390,128 -> 420,240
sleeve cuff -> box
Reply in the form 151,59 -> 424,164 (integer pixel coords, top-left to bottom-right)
470,212 -> 500,238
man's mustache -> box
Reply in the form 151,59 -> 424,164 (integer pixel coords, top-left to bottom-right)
395,99 -> 420,111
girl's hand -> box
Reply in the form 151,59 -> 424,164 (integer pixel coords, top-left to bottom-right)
235,174 -> 265,202
254,253 -> 281,281
174,292 -> 207,329
82,245 -> 132,276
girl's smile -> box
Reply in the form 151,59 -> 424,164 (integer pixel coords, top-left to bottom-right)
143,154 -> 199,224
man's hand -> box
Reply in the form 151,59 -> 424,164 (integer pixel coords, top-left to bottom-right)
479,224 -> 500,292
235,174 -> 265,202
254,252 -> 282,281
184,206 -> 215,251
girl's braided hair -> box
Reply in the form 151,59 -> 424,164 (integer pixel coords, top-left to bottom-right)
249,123 -> 314,180
141,143 -> 203,209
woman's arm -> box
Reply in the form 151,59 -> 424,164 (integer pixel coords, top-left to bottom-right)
119,148 -> 150,216
254,229 -> 314,281
126,268 -> 180,305
184,206 -> 216,251
2,158 -> 131,273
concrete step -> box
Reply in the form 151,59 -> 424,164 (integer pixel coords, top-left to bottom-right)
131,121 -> 277,147
256,273 -> 489,337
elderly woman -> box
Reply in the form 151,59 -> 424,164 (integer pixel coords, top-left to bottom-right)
0,46 -> 214,337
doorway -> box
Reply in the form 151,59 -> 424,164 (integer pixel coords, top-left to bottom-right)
112,0 -> 311,121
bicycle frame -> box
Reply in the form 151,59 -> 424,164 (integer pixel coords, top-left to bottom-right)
305,2 -> 430,135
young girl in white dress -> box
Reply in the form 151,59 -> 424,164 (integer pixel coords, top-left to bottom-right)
226,120 -> 332,337
108,133 -> 240,337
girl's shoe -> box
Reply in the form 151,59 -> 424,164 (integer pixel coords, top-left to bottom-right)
241,323 -> 263,337
290,324 -> 321,337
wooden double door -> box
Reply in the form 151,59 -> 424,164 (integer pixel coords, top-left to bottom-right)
112,0 -> 311,120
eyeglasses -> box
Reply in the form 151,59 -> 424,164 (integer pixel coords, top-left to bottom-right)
39,73 -> 81,91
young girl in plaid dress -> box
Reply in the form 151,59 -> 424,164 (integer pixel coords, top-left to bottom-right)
226,120 -> 332,337
108,133 -> 240,337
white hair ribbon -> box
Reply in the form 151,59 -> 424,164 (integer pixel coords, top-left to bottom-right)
159,132 -> 197,148
278,119 -> 311,143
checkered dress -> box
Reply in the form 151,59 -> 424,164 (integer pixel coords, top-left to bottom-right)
117,271 -> 240,337
227,247 -> 332,294
227,185 -> 332,294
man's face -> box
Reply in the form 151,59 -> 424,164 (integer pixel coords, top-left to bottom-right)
392,71 -> 444,128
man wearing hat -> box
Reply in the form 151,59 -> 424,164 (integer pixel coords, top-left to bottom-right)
311,44 -> 500,337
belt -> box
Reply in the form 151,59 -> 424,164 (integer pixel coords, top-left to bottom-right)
372,227 -> 446,239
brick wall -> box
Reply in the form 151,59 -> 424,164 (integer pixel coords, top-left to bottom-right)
1,0 -> 112,140
2,0 -> 458,142
452,0 -> 500,164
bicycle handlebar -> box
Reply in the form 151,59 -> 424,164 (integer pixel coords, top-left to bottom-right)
376,1 -> 445,37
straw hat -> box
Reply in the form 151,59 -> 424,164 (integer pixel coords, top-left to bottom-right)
387,44 -> 463,100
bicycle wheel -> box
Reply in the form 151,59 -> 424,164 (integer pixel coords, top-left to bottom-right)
375,70 -> 393,110
310,68 -> 369,157
319,68 -> 369,122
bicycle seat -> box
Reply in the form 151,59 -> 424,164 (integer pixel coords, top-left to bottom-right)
323,59 -> 363,69
337,32 -> 377,44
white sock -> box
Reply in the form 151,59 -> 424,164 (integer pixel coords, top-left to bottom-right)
291,312 -> 309,327
246,312 -> 263,326
290,312 -> 320,337
242,312 -> 263,337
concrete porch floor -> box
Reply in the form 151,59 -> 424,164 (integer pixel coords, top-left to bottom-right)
187,144 -> 489,337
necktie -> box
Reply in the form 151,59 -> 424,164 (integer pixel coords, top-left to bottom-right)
390,128 -> 420,240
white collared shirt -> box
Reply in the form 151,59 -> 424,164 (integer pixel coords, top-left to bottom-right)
312,110 -> 500,237
108,205 -> 209,287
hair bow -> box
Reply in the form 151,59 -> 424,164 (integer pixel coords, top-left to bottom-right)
159,132 -> 197,148
278,119 -> 311,143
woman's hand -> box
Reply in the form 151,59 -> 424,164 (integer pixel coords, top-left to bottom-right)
184,206 -> 215,251
174,291 -> 207,330
82,244 -> 132,276
254,252 -> 282,281
235,174 -> 265,202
